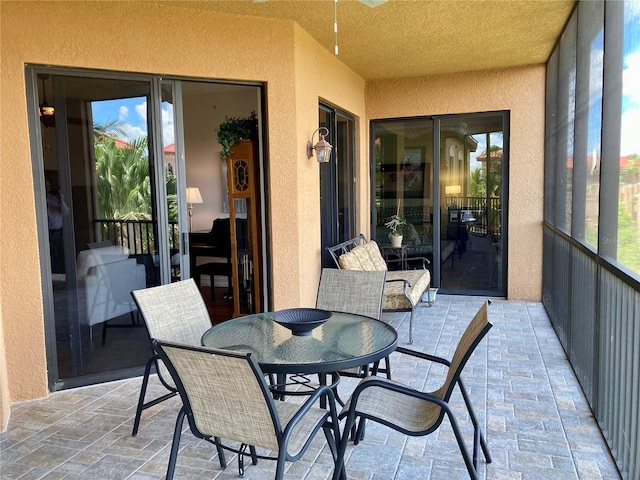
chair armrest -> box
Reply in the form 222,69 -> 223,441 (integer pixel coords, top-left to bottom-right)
343,376 -> 450,420
395,346 -> 451,367
282,384 -> 339,438
407,256 -> 431,269
385,277 -> 413,288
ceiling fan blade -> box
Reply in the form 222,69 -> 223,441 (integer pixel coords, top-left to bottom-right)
359,0 -> 388,7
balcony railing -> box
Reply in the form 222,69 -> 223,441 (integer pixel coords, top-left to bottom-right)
94,219 -> 180,255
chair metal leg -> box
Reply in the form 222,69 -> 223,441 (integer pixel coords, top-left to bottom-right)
132,356 -> 177,436
323,423 -> 345,480
332,410 -> 356,480
166,408 -> 186,480
101,321 -> 108,346
353,416 -> 366,445
458,378 -> 492,465
214,437 -> 228,468
274,448 -> 287,480
445,407 -> 479,480
249,445 -> 258,465
132,356 -> 154,436
408,305 -> 415,344
370,355 -> 391,379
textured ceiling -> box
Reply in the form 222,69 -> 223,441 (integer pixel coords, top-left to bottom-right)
169,0 -> 576,80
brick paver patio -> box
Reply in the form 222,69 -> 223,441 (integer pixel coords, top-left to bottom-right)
0,297 -> 621,479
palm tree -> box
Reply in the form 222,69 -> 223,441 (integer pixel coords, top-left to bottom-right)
94,134 -> 151,220
93,122 -> 182,253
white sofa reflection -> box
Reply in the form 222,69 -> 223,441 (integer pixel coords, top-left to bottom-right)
76,245 -> 146,343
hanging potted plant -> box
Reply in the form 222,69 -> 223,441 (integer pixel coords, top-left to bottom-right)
385,199 -> 406,247
216,111 -> 258,162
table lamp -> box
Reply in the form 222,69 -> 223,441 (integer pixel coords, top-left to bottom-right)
186,187 -> 203,231
445,185 -> 461,197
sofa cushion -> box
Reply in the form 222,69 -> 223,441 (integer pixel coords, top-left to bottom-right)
350,243 -> 378,270
362,241 -> 387,271
441,241 -> 455,263
403,223 -> 421,246
338,250 -> 362,270
77,245 -> 131,275
382,270 -> 431,310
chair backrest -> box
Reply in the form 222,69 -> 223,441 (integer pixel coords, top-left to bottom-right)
209,218 -> 231,255
326,234 -> 368,268
436,300 -> 492,401
153,340 -> 280,451
131,279 -> 212,345
315,268 -> 386,320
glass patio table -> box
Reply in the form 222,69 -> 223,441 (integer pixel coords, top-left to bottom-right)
201,311 -> 398,376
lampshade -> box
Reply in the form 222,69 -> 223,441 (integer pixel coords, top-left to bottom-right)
445,185 -> 461,195
186,187 -> 203,204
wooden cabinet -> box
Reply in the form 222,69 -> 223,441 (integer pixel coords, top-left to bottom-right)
227,140 -> 262,316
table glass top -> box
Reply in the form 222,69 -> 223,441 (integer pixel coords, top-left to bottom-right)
201,312 -> 397,374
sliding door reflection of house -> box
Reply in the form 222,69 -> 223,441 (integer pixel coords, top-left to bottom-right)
372,113 -> 507,296
35,72 -> 170,388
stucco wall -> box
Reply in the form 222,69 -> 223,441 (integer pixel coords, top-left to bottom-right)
0,304 -> 10,430
366,67 -> 546,300
292,26 -> 367,307
0,0 -> 366,407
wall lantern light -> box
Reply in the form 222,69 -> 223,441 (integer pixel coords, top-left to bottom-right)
306,127 -> 333,163
38,74 -> 55,117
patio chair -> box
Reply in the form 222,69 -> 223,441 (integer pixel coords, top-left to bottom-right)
315,268 -> 390,380
333,301 -> 493,480
153,339 -> 343,480
129,279 -> 213,438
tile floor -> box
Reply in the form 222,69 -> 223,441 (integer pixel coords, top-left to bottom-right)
0,297 -> 622,479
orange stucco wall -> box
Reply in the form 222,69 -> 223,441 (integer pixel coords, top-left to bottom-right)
366,67 -> 546,300
0,306 -> 9,431
0,1 -> 366,418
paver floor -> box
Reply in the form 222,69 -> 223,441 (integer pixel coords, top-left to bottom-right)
0,297 -> 621,479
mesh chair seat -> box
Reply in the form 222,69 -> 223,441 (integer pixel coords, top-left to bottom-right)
341,376 -> 444,433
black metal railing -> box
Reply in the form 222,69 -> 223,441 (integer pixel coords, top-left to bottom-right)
544,223 -> 640,480
94,219 -> 180,255
447,196 -> 501,235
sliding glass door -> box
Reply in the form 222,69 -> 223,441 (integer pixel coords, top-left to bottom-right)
30,69 -> 185,389
439,114 -> 506,294
371,112 -> 508,296
320,104 -> 356,267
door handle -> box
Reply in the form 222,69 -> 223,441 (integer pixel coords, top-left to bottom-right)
182,232 -> 189,255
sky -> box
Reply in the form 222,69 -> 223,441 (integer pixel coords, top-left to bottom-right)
91,97 -> 175,147
622,49 -> 640,157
